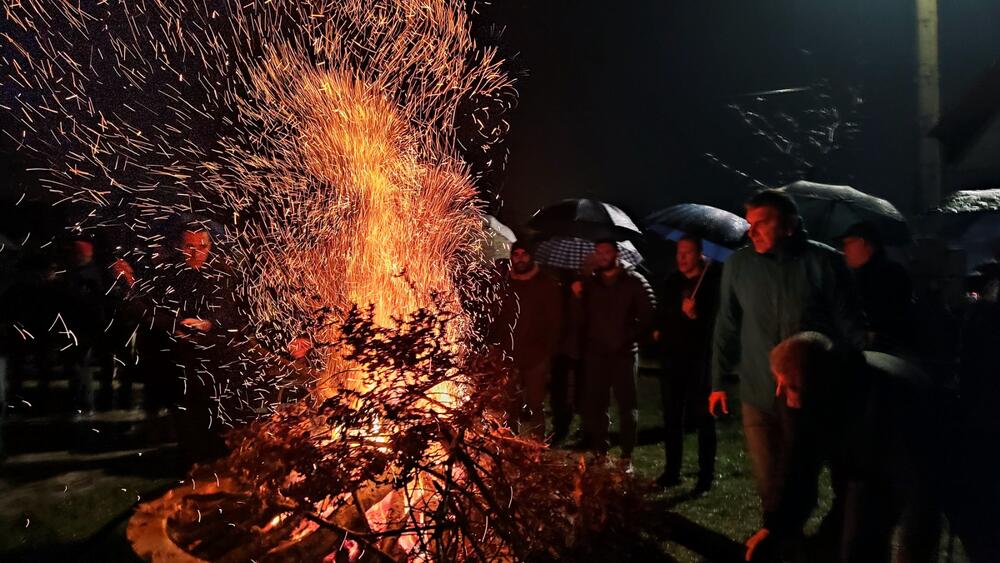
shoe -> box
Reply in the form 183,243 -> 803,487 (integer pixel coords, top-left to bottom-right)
622,459 -> 635,476
693,476 -> 713,494
656,472 -> 682,488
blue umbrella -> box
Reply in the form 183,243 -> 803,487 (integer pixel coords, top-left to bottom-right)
644,203 -> 749,261
652,228 -> 739,262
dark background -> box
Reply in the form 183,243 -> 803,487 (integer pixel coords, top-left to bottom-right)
475,0 -> 1000,225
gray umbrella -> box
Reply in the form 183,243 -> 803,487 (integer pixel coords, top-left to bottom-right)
781,181 -> 911,246
927,189 -> 1000,245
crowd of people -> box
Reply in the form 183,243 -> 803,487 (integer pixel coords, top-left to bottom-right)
488,189 -> 1000,562
0,220 -> 269,462
1,187 -> 999,561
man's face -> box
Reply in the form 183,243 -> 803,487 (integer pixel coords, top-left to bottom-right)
746,205 -> 791,254
181,230 -> 211,269
510,248 -> 534,274
841,236 -> 875,270
774,372 -> 802,409
72,240 -> 94,266
593,242 -> 619,272
676,239 -> 702,276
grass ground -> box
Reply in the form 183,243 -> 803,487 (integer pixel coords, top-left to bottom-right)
0,371 -> 968,561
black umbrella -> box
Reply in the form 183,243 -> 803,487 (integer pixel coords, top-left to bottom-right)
527,198 -> 641,241
781,181 -> 911,246
644,204 -> 749,260
926,189 -> 1000,245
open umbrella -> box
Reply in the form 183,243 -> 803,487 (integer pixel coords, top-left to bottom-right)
481,214 -> 516,261
528,198 -> 641,241
534,237 -> 643,271
644,204 -> 749,261
781,181 -> 911,246
927,189 -> 1000,245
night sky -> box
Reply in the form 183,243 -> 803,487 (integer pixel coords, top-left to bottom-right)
479,0 -> 1000,227
2,0 -> 998,230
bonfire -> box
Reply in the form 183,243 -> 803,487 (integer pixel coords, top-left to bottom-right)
2,1 -> 643,560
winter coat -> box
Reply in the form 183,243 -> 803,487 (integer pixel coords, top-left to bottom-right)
853,252 -> 914,353
656,262 -> 722,378
712,232 -> 866,412
580,268 -> 656,356
489,270 -> 563,369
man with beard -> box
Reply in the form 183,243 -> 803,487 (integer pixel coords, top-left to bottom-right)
655,235 -> 720,491
576,240 -> 656,473
711,189 -> 866,541
489,240 -> 562,438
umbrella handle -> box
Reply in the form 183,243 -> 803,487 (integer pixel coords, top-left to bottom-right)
691,259 -> 711,299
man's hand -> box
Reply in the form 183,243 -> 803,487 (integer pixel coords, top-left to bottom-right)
570,280 -> 584,299
708,390 -> 729,417
288,337 -> 312,360
681,297 -> 698,319
745,528 -> 771,561
651,330 -> 661,342
180,318 -> 212,332
111,259 -> 135,286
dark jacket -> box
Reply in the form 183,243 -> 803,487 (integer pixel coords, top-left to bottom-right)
712,233 -> 866,412
57,261 -> 108,346
657,262 -> 722,375
765,351 -> 935,536
138,258 -> 244,361
581,267 -> 656,355
853,252 -> 914,353
489,269 -> 563,369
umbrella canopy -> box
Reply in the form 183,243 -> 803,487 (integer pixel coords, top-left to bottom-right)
781,181 -> 911,246
481,214 -> 516,261
534,237 -> 643,271
927,189 -> 1000,245
655,229 -> 740,262
644,203 -> 749,261
528,198 -> 641,241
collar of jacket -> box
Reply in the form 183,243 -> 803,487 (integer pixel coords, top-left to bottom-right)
760,229 -> 810,261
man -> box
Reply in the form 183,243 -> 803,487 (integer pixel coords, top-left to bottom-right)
138,224 -> 246,460
655,235 -> 720,491
488,241 -> 563,438
576,240 -> 656,473
744,332 -> 941,563
711,189 -> 865,536
839,221 -> 914,353
57,238 -> 107,415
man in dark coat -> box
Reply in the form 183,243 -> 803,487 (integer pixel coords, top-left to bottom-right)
488,240 -> 563,438
744,332 -> 941,563
132,225 -> 249,460
655,235 -> 721,490
839,221 -> 914,353
949,262 -> 1000,563
711,189 -> 866,533
576,240 -> 656,473
56,238 -> 108,414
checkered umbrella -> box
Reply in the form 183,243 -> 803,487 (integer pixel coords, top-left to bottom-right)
534,237 -> 643,270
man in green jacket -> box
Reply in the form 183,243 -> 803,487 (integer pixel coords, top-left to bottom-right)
709,189 -> 866,533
